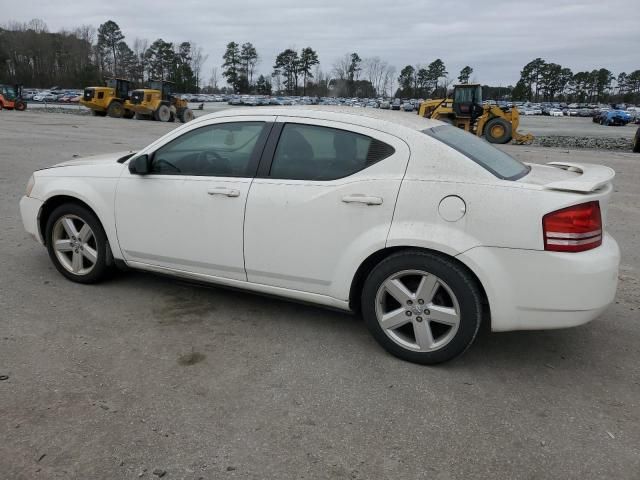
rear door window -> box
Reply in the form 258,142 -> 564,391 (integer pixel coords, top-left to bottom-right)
424,125 -> 530,180
269,123 -> 395,180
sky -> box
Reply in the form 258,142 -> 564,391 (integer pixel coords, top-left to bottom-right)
4,0 -> 639,87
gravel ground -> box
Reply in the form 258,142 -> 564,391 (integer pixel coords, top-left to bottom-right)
22,104 -> 640,150
1,111 -> 639,479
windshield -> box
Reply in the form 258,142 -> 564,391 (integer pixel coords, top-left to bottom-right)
455,85 -> 482,104
2,86 -> 16,99
424,125 -> 529,180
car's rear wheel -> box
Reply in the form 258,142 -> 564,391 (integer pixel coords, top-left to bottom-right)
361,251 -> 483,364
633,127 -> 640,153
45,204 -> 110,284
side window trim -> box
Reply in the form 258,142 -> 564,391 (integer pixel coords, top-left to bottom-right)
148,121 -> 274,178
256,122 -> 284,178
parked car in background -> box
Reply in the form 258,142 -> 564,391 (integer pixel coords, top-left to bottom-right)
597,110 -> 631,126
33,92 -> 57,102
402,102 -> 414,112
379,101 -> 391,110
391,100 -> 401,111
19,107 -> 619,365
549,108 -> 563,117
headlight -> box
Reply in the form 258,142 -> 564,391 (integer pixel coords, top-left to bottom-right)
25,175 -> 35,197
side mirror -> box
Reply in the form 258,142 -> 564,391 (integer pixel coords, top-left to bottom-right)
129,154 -> 150,175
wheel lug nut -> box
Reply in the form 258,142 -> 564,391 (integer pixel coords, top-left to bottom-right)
405,311 -> 412,316
424,309 -> 430,315
416,317 -> 423,322
418,299 -> 424,304
407,300 -> 413,305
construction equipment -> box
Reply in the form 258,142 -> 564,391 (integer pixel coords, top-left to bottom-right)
0,84 -> 27,111
80,78 -> 134,118
126,80 -> 194,123
417,84 -> 533,144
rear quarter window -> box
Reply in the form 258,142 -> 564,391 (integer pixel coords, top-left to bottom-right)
424,125 -> 530,180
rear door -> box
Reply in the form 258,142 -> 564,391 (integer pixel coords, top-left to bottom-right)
243,117 -> 410,299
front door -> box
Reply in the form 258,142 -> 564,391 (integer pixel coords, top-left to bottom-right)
115,116 -> 273,280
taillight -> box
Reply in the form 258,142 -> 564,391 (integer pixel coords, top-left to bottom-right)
543,201 -> 602,253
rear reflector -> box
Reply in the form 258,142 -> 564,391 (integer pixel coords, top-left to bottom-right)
543,201 -> 602,252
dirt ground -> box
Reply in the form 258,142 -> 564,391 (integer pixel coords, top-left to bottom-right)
1,110 -> 639,479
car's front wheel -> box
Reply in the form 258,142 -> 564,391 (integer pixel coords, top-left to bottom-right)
45,203 -> 110,284
361,251 -> 483,364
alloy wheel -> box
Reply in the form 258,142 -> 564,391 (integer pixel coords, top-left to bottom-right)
374,269 -> 460,352
51,214 -> 98,275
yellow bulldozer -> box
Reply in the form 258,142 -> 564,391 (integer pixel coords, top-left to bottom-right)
418,84 -> 533,144
126,80 -> 194,123
80,78 -> 134,118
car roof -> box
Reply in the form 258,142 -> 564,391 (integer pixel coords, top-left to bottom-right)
195,106 -> 445,135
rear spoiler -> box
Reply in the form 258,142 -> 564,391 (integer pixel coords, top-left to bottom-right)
544,162 -> 615,193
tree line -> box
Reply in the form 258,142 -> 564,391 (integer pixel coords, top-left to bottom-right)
1,19 -> 638,103
0,19 -> 206,92
511,58 -> 640,104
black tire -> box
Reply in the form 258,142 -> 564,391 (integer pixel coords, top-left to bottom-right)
178,107 -> 194,123
361,251 -> 483,365
15,100 -> 26,111
633,128 -> 640,153
484,117 -> 513,144
154,104 -> 171,122
45,203 -> 110,284
107,101 -> 124,118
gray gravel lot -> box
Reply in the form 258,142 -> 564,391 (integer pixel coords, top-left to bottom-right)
1,110 -> 639,479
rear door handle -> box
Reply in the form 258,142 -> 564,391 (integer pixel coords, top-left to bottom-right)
207,187 -> 240,197
341,194 -> 383,206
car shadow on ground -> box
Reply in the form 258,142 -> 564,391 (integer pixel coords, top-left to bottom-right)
100,268 -> 601,372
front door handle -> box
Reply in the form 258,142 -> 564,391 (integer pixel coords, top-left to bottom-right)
207,187 -> 240,197
341,194 -> 383,206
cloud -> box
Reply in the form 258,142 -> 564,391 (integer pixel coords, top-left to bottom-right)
5,0 -> 639,86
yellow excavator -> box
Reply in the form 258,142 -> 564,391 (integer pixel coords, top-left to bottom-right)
418,84 -> 533,144
126,80 -> 194,123
80,78 -> 134,118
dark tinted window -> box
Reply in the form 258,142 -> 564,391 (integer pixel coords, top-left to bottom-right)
151,122 -> 265,176
269,123 -> 395,180
424,125 -> 529,180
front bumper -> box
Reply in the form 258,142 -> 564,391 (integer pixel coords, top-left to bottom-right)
457,233 -> 620,331
19,196 -> 44,244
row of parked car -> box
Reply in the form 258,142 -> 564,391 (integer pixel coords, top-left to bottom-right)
21,89 -> 82,103
210,94 -> 422,112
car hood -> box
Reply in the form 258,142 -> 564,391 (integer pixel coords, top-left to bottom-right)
47,151 -> 135,169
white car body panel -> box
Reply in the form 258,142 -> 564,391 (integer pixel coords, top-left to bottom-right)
115,115 -> 276,280
457,234 -> 620,331
19,107 -> 620,332
244,116 -> 411,299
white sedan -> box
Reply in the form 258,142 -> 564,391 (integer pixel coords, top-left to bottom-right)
19,108 -> 620,364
